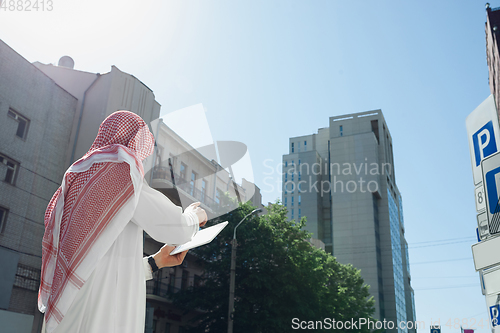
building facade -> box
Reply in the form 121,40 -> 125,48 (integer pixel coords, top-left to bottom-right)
0,39 -> 78,333
486,3 -> 500,115
149,120 -> 254,221
33,60 -> 161,167
282,110 -> 415,332
145,119 -> 261,332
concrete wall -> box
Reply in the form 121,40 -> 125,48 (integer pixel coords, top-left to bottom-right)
0,39 -> 77,333
0,309 -> 34,333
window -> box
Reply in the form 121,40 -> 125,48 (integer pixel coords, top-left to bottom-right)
201,180 -> 207,203
169,153 -> 177,169
291,196 -> 294,206
190,172 -> 197,196
216,188 -> 222,204
180,163 -> 187,180
291,209 -> 294,219
285,161 -> 288,167
298,172 -> 301,181
340,125 -> 343,137
194,274 -> 202,288
14,264 -> 40,291
8,108 -> 30,139
298,208 -> 301,219
304,140 -> 307,151
169,271 -> 176,289
284,197 -> 287,207
155,147 -> 164,167
0,153 -> 19,185
0,206 -> 8,233
181,269 -> 189,290
291,142 -> 294,153
371,120 -> 379,144
298,195 -> 301,205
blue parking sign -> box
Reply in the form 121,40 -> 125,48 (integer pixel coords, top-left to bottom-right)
481,152 -> 500,234
491,304 -> 500,327
467,95 -> 500,185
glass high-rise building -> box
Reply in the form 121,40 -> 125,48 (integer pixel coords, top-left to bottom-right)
282,110 -> 415,331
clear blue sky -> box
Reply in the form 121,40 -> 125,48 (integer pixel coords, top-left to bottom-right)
0,0 -> 493,331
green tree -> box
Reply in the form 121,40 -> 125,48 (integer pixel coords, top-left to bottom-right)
174,202 -> 375,332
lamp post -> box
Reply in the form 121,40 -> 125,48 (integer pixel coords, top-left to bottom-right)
227,208 -> 262,333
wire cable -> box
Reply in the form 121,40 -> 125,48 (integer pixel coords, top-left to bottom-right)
414,283 -> 478,291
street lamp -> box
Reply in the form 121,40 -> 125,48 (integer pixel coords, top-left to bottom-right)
227,208 -> 262,333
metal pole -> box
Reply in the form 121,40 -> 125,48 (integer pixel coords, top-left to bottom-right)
227,238 -> 237,333
227,208 -> 262,333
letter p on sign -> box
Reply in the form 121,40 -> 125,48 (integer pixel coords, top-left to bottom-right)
473,121 -> 497,167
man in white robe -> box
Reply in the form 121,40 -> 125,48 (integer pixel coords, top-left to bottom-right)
39,111 -> 207,333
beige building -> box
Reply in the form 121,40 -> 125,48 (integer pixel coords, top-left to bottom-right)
144,119 -> 262,332
149,119 -> 257,218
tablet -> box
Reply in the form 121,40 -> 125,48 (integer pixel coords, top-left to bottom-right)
169,221 -> 228,255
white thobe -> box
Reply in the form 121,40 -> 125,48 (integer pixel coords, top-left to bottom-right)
46,181 -> 199,333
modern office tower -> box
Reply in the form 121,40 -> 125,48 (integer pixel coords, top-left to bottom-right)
282,110 -> 415,332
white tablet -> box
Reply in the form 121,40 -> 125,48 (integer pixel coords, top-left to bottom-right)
169,221 -> 229,255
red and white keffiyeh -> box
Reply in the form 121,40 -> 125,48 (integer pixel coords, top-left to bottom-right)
39,111 -> 154,328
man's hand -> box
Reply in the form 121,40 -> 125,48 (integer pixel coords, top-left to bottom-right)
185,202 -> 208,227
152,244 -> 188,269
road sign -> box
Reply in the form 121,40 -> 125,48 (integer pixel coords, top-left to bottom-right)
467,95 -> 500,185
476,184 -> 487,213
477,212 -> 490,240
482,152 -> 500,234
472,235 -> 500,271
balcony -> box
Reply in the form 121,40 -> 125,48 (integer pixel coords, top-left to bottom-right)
146,279 -> 180,301
152,166 -> 218,212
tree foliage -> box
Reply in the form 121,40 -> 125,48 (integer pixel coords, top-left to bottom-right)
174,202 -> 375,332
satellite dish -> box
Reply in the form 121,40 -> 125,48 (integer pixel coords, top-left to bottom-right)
58,56 -> 74,69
